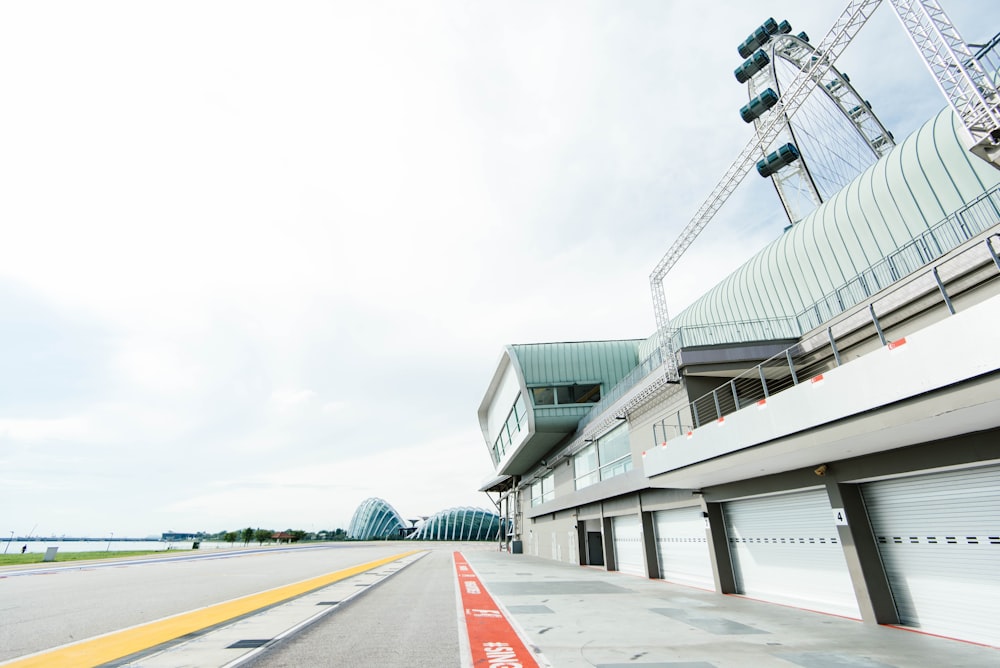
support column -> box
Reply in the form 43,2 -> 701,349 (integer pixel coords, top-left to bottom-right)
602,516 -> 617,572
641,510 -> 659,579
825,479 -> 898,625
704,502 -> 736,594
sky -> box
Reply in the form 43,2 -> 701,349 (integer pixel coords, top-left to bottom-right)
1,1 -> 998,537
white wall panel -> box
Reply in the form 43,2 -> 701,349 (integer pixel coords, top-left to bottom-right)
863,465 -> 1000,646
613,515 -> 645,577
654,507 -> 714,590
724,489 -> 860,618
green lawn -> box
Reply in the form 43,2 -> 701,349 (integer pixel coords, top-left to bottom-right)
0,550 -> 184,566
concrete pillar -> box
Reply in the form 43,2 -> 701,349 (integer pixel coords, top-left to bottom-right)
641,510 -> 659,579
602,516 -> 617,571
825,479 -> 898,625
704,502 -> 736,594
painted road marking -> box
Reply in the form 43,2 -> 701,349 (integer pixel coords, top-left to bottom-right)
1,550 -> 422,668
454,552 -> 541,668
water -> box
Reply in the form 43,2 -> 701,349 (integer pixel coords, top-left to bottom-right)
2,539 -> 240,555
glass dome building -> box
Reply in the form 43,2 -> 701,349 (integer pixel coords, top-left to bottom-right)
346,497 -> 407,540
409,507 -> 505,541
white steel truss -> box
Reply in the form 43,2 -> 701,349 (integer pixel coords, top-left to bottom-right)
888,0 -> 1000,160
650,0 -> 1000,382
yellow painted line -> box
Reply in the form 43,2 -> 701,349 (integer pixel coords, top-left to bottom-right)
2,550 -> 422,668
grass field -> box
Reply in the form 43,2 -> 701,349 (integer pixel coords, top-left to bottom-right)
0,550 -> 182,566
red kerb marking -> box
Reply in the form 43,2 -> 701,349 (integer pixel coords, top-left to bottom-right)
454,552 -> 539,668
888,337 -> 907,350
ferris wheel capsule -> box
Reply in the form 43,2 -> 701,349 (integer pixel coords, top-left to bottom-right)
738,22 -> 896,224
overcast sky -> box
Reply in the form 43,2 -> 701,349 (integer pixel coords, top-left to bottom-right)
1,1 -> 998,537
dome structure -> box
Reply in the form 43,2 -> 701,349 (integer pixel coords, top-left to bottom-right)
346,497 -> 406,540
408,507 -> 504,541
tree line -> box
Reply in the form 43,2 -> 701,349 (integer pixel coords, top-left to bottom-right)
205,528 -> 348,545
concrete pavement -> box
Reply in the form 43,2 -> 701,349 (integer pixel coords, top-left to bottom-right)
463,549 -> 998,668
250,544 -> 998,667
3,543 -> 996,667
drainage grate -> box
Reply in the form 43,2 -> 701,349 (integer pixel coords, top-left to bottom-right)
227,639 -> 272,649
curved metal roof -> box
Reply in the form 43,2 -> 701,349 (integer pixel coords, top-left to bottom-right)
510,340 -> 643,387
672,108 -> 1000,330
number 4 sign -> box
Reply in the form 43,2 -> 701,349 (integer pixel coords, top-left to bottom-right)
832,508 -> 848,526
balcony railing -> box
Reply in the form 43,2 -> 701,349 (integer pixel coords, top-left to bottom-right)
652,232 -> 1000,445
586,184 -> 1000,438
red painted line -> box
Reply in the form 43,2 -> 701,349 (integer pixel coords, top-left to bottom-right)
885,624 -> 999,649
454,552 -> 540,668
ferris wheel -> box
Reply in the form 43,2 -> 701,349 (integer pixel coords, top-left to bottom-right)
735,18 -> 896,224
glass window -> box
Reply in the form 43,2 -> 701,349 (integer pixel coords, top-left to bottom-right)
574,444 -> 599,490
598,424 -> 631,481
531,473 -> 555,506
598,424 -> 630,464
541,473 -> 555,503
514,394 -> 526,423
600,456 -> 633,481
557,383 -> 601,404
505,411 -> 519,438
531,387 -> 555,405
530,480 -> 543,507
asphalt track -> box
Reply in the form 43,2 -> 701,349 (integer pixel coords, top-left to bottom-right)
0,544 -> 458,667
0,543 -> 537,668
4,542 -> 996,667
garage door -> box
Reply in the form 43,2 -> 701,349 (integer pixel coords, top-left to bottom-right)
613,514 -> 645,576
724,488 -> 860,618
654,507 -> 714,589
862,465 -> 1000,646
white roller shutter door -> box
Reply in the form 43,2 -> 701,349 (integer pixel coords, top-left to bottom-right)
724,488 -> 860,618
653,507 -> 714,589
862,465 -> 1000,647
612,515 -> 645,577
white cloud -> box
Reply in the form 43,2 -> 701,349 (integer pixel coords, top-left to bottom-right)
0,1 -> 997,536
0,417 -> 92,443
269,389 -> 319,410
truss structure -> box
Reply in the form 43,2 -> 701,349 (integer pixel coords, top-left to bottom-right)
650,0 -> 1000,382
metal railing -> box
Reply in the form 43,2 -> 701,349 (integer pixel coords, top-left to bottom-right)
797,185 -> 1000,331
586,185 -> 1000,438
653,232 -> 1000,447
671,317 -> 800,348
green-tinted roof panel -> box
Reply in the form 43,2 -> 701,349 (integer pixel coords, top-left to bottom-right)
510,340 -> 643,388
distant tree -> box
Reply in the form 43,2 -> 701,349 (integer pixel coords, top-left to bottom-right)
254,528 -> 272,545
241,527 -> 254,546
333,528 -> 346,541
223,532 -> 237,545
290,530 -> 307,543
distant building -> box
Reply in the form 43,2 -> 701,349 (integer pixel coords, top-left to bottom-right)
346,497 -> 503,541
161,532 -> 203,541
